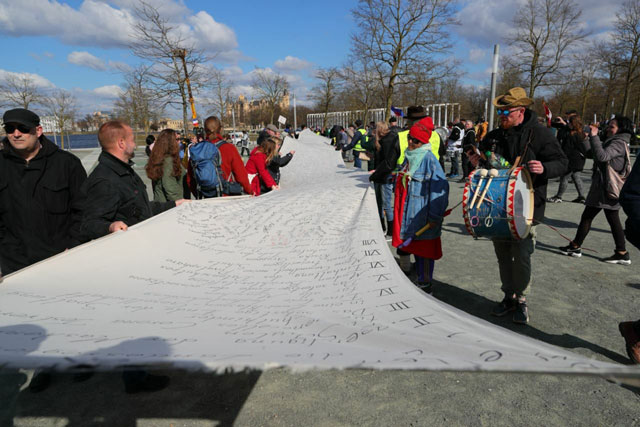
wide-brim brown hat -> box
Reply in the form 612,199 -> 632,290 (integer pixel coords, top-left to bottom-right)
492,87 -> 533,109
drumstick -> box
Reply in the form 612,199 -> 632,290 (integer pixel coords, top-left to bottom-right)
475,168 -> 499,208
469,169 -> 488,209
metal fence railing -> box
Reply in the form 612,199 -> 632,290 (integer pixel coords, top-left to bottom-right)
306,103 -> 461,130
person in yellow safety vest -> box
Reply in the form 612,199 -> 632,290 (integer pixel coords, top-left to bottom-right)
396,106 -> 441,169
342,119 -> 367,168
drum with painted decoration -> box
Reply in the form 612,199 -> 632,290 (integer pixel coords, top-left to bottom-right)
462,167 -> 534,240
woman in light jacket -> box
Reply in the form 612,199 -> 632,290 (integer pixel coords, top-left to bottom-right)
145,129 -> 185,202
559,115 -> 632,264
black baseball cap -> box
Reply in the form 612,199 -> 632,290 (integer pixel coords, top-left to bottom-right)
3,108 -> 40,128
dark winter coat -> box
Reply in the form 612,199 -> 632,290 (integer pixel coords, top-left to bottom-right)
78,151 -> 174,242
266,152 -> 293,186
560,130 -> 587,172
481,109 -> 568,222
620,156 -> 640,249
369,130 -> 400,183
0,136 -> 87,274
585,132 -> 630,210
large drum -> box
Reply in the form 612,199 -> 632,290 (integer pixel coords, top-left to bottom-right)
462,167 -> 534,240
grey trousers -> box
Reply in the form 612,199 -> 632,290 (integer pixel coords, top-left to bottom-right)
556,171 -> 585,199
492,226 -> 537,297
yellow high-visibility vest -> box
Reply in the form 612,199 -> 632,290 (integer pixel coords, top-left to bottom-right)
397,130 -> 409,166
354,128 -> 366,151
429,131 -> 440,161
397,129 -> 440,166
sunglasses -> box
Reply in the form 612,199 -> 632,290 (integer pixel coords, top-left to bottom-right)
496,108 -> 522,116
4,123 -> 34,134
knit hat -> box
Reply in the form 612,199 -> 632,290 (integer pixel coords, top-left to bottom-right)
409,117 -> 434,143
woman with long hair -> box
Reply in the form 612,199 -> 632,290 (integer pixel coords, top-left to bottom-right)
548,115 -> 587,203
369,121 -> 400,235
145,129 -> 185,202
559,115 -> 632,265
245,137 -> 280,196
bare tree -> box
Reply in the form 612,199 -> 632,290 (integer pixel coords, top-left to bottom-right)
340,54 -> 382,122
251,68 -> 289,125
45,90 -> 76,149
613,0 -> 640,115
310,67 -> 342,125
130,1 -> 209,131
594,40 -> 621,119
0,74 -> 44,109
202,67 -> 233,122
351,0 -> 456,120
572,52 -> 599,118
114,66 -> 164,134
509,0 -> 588,99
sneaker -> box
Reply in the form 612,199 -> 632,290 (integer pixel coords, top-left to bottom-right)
547,196 -> 562,203
571,196 -> 586,204
448,174 -> 460,179
491,296 -> 516,317
618,321 -> 640,364
603,252 -> 631,265
559,244 -> 582,257
513,300 -> 529,324
416,281 -> 432,294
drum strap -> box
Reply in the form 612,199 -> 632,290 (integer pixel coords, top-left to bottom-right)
509,129 -> 534,175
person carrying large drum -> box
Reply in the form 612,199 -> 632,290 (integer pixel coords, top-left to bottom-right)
467,87 -> 567,324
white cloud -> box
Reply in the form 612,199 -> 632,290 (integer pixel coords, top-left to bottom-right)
0,0 -> 241,59
0,69 -> 55,89
274,56 -> 312,72
107,60 -> 133,72
455,0 -> 622,48
469,48 -> 487,63
68,51 -> 107,71
92,85 -> 123,98
188,11 -> 237,51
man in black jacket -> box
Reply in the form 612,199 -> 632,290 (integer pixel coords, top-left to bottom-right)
78,120 -> 186,241
78,120 -> 188,393
0,108 -> 86,275
470,87 -> 568,324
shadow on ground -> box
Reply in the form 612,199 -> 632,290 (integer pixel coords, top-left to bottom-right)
431,280 -> 630,365
1,369 -> 261,427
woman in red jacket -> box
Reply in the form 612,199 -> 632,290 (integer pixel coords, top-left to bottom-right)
245,137 -> 280,196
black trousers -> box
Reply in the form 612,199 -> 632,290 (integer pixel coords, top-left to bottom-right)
574,206 -> 626,252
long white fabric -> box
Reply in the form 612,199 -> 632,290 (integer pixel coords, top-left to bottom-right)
0,129 -> 636,377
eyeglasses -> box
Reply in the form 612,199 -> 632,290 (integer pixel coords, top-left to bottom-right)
496,108 -> 522,116
4,123 -> 33,134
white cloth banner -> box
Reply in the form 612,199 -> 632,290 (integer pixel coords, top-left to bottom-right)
0,130 -> 636,377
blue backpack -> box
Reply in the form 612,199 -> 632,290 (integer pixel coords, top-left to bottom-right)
189,141 -> 223,197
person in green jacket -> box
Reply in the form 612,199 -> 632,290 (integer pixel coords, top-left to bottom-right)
145,129 -> 186,201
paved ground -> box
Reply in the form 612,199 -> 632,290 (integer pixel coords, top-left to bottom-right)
1,150 -> 639,426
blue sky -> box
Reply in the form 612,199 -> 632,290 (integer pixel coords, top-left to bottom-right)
0,0 -> 620,117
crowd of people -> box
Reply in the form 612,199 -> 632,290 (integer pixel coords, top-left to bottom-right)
0,109 -> 297,393
0,83 -> 638,396
318,86 -> 638,361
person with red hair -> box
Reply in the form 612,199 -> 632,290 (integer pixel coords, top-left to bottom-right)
392,116 -> 449,294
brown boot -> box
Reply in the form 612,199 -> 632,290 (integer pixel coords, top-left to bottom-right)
618,321 -> 640,364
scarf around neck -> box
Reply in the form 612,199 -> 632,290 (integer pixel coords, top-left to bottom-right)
404,144 -> 430,177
